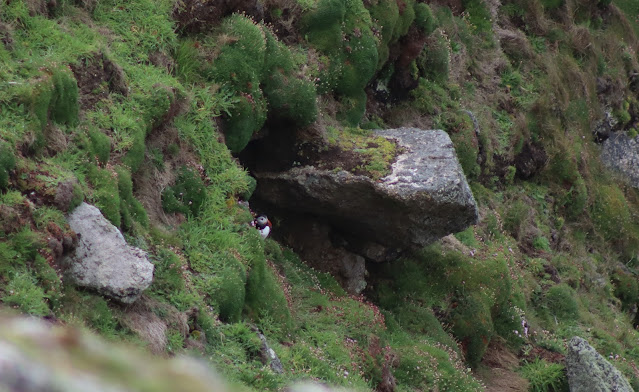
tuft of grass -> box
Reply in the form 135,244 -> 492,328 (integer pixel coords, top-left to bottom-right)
519,358 -> 567,392
88,129 -> 111,166
414,3 -> 438,34
262,32 -> 318,127
3,271 -> 50,316
544,284 -> 579,322
161,166 -> 207,217
418,32 -> 450,83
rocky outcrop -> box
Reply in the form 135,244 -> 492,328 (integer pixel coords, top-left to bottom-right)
62,203 -> 153,303
566,336 -> 633,392
253,327 -> 284,374
0,315 -> 230,392
255,128 -> 479,251
601,132 -> 639,188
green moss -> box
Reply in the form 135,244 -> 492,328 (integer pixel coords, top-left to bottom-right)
50,67 -> 79,127
540,0 -> 564,10
418,32 -> 450,83
239,176 -> 257,201
301,0 -> 346,53
86,164 -> 121,227
303,0 -> 377,105
503,199 -> 528,238
393,0 -> 415,38
414,2 -> 437,34
591,184 -> 633,243
150,248 -> 186,301
263,33 -> 318,127
438,111 -> 480,178
139,85 -> 176,132
122,128 -> 146,172
368,0 -> 400,67
88,129 -> 111,166
461,0 -> 492,34
451,292 -> 494,368
390,330 -> 483,390
116,166 -> 148,231
244,233 -> 291,327
393,304 -> 459,351
326,126 -> 398,179
24,66 -> 79,148
612,269 -> 638,312
223,91 -> 267,154
560,176 -> 588,220
3,271 -> 50,316
265,74 -> 317,126
533,236 -> 551,251
211,14 -> 267,93
161,166 -> 207,217
202,257 -> 247,323
86,296 -> 119,337
544,284 -> 579,322
338,90 -> 367,126
335,26 -> 378,97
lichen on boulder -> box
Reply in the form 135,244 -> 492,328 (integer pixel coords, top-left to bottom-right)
601,132 -> 639,188
566,336 -> 633,392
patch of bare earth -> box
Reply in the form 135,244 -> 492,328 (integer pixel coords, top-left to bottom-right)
69,53 -> 128,111
476,340 -> 529,392
133,123 -> 204,228
121,296 -> 189,355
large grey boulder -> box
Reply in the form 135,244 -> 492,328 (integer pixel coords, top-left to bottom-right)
62,203 -> 153,303
255,128 -> 479,250
601,132 -> 639,188
566,336 -> 633,392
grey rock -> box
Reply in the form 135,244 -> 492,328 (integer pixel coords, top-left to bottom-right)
594,110 -> 618,141
255,128 -> 478,250
62,203 -> 153,303
566,336 -> 633,392
0,315 -> 230,392
254,328 -> 284,374
601,132 -> 639,188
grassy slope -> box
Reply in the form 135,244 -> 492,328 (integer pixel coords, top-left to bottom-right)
2,0 -> 639,390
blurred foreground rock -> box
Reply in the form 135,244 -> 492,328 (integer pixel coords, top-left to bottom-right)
566,336 -> 633,392
62,203 -> 153,303
0,314 -> 229,392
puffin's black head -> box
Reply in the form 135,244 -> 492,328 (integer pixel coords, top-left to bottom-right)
255,215 -> 269,227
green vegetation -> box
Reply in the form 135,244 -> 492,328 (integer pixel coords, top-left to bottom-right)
161,166 -> 207,217
325,126 -> 399,179
519,359 -> 567,392
3,0 -> 639,390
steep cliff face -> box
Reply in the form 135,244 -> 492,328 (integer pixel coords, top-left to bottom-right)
3,0 -> 639,390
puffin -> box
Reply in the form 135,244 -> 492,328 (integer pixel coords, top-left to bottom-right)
254,215 -> 272,239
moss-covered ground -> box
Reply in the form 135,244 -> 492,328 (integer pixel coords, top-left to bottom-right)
3,0 -> 639,390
